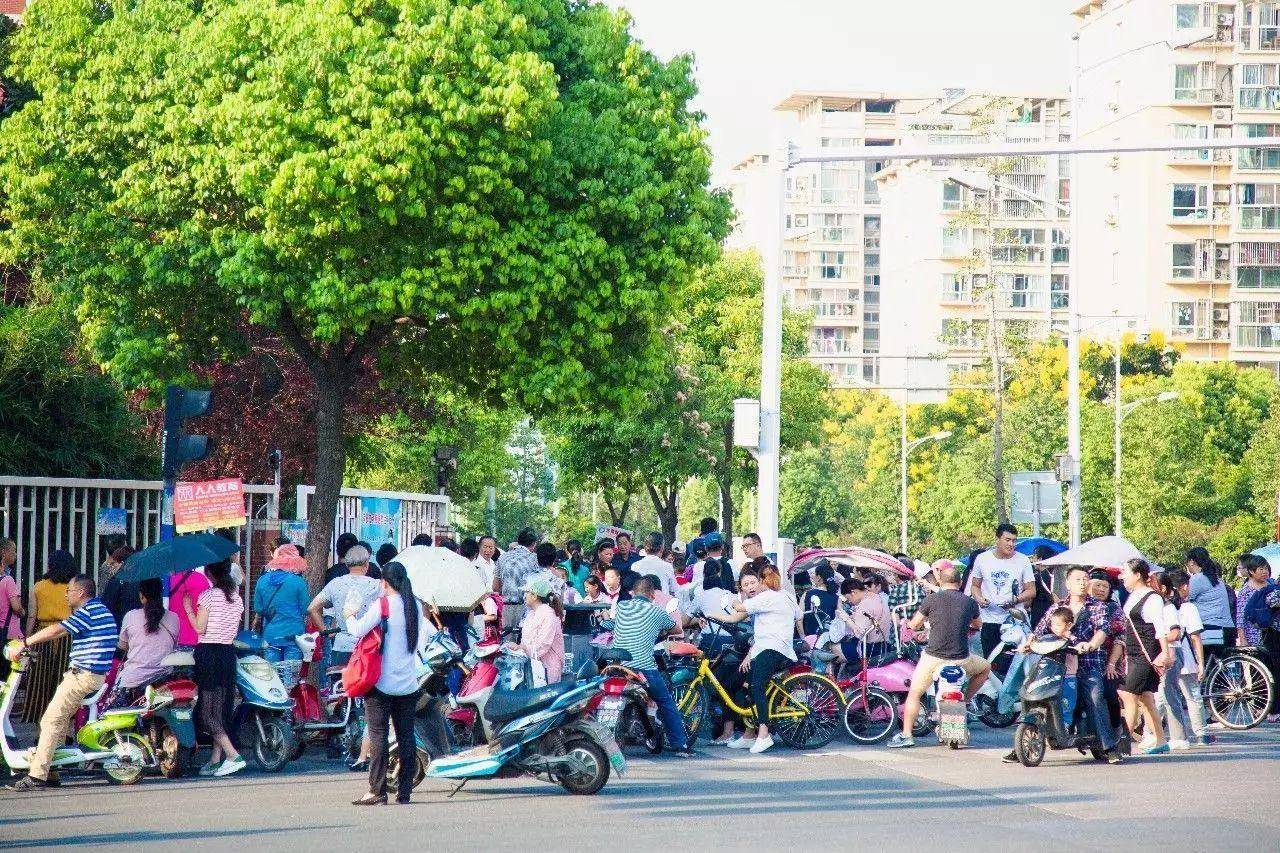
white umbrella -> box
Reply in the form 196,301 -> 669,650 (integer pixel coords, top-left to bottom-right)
1038,535 -> 1144,570
394,545 -> 488,612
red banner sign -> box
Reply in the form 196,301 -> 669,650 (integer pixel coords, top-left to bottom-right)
174,478 -> 247,533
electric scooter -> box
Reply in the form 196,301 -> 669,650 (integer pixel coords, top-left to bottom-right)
426,657 -> 625,796
0,641 -> 156,785
593,648 -> 665,755
969,611 -> 1030,728
276,628 -> 361,762
231,633 -> 294,772
1013,637 -> 1109,766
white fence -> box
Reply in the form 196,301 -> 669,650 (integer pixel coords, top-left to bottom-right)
295,485 -> 451,553
0,476 -> 277,596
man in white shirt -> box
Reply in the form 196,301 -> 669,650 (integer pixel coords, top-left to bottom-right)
732,532 -> 768,573
969,523 -> 1035,658
631,532 -> 676,596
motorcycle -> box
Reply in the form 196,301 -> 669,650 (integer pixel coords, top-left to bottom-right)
139,652 -> 199,778
426,656 -> 625,796
275,628 -> 362,763
1013,636 -> 1108,767
593,648 -> 664,755
1,641 -> 155,785
231,633 -> 295,772
969,611 -> 1030,729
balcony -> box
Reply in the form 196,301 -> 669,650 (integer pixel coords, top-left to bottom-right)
1239,205 -> 1280,229
940,285 -> 973,304
809,339 -> 858,356
1171,148 -> 1233,165
998,290 -> 1049,310
1236,325 -> 1280,347
1239,86 -> 1280,110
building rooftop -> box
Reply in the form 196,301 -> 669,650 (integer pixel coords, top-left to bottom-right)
774,91 -> 935,113
731,153 -> 770,172
1,0 -> 25,16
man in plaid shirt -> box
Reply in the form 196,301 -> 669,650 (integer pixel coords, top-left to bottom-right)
1002,565 -> 1123,764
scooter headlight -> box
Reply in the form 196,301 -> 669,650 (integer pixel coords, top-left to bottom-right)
242,660 -> 276,681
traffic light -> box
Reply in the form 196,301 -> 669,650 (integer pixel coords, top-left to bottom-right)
162,384 -> 212,480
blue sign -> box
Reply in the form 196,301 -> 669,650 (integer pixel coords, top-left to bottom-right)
96,507 -> 128,537
358,497 -> 401,553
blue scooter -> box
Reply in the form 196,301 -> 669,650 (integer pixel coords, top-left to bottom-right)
427,657 -> 625,795
230,632 -> 295,772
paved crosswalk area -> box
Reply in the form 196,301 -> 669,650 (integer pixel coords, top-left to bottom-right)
3,722 -> 1278,852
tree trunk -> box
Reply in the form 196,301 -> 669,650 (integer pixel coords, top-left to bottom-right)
601,490 -> 630,528
720,420 -> 735,544
646,480 -> 679,549
303,361 -> 349,590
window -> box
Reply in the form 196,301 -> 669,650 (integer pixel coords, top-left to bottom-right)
996,273 -> 1046,309
865,100 -> 897,114
1052,229 -> 1070,263
1171,301 -> 1196,332
1240,63 -> 1280,109
864,159 -> 886,204
991,228 -> 1044,263
1173,123 -> 1211,162
819,167 -> 858,204
1172,243 -> 1196,279
1175,3 -> 1203,29
941,274 -> 972,302
809,327 -> 854,355
815,250 -> 850,280
820,136 -> 858,148
1051,274 -> 1069,308
943,181 -> 964,211
863,273 -> 880,290
1238,182 -> 1280,228
782,250 -> 810,277
1239,123 -> 1280,169
1236,300 -> 1280,347
1172,183 -> 1209,218
816,212 -> 853,242
785,213 -> 810,230
1237,241 -> 1280,287
1242,4 -> 1280,50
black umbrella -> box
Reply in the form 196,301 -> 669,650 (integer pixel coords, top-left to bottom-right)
116,533 -> 243,583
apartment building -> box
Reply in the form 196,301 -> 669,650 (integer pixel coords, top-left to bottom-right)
729,90 -> 1070,390
875,94 -> 1072,392
1073,0 -> 1280,374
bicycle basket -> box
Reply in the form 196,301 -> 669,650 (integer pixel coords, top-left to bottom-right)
274,660 -> 304,690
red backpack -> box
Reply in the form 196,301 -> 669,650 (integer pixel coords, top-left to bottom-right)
342,597 -> 389,698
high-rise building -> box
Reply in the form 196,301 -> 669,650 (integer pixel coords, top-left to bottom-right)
729,90 -> 1071,390
1073,0 -> 1280,375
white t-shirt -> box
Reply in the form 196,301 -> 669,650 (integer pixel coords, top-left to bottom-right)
1125,590 -> 1167,634
632,554 -> 676,596
1176,601 -> 1204,675
346,593 -> 423,696
971,550 -> 1035,624
320,573 -> 382,653
742,589 -> 801,662
473,557 -> 496,590
690,588 -> 736,620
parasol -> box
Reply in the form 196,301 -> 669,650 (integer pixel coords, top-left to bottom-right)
393,545 -> 488,612
789,546 -> 914,581
116,534 -> 243,583
1037,535 -> 1144,572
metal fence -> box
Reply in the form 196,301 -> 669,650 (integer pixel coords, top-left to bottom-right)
0,476 -> 277,597
295,485 -> 451,556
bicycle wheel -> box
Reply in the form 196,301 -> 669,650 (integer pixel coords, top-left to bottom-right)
1204,654 -> 1275,730
842,686 -> 897,744
671,678 -> 709,747
769,672 -> 843,749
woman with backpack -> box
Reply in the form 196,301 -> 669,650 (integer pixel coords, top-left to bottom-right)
252,544 -> 311,662
347,561 -> 423,806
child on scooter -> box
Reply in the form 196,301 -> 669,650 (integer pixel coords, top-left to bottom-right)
1043,607 -> 1079,724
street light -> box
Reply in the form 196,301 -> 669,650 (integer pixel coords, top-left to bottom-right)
1067,25 -> 1216,546
1113,390 -> 1178,538
901,422 -> 952,552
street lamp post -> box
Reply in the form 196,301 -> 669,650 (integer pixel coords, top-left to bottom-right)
1113,385 -> 1179,538
900,405 -> 951,552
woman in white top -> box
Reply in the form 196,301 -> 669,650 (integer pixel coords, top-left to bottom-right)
707,565 -> 800,754
347,561 -> 423,806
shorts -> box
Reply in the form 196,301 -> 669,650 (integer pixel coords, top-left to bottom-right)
914,651 -> 990,687
1122,656 -> 1160,695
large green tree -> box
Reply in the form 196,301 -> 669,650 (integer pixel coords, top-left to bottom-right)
0,0 -> 729,582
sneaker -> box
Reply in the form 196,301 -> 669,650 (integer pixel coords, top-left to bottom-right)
1001,750 -> 1018,763
213,756 -> 246,777
748,735 -> 774,754
1140,743 -> 1170,756
348,759 -> 369,772
197,761 -> 220,777
725,736 -> 753,750
886,733 -> 915,749
8,774 -> 48,792
1136,737 -> 1157,751
1169,739 -> 1192,751
709,736 -> 735,746
1196,735 -> 1216,746
1106,749 -> 1124,765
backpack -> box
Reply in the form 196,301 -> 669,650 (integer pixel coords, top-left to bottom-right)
341,597 -> 389,698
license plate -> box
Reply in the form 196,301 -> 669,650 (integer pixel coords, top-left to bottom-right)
597,709 -> 620,728
600,697 -> 625,710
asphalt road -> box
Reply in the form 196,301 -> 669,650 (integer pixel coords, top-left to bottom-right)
3,723 -> 1278,852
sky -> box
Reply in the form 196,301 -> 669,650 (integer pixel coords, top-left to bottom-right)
604,0 -> 1072,185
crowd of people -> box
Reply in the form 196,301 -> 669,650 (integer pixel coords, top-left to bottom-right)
1,516 -> 1278,798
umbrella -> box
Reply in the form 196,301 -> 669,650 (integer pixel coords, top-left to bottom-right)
1250,543 -> 1280,578
1038,535 -> 1143,571
394,545 -> 488,612
789,547 -> 914,581
1015,536 -> 1068,557
117,533 -> 243,583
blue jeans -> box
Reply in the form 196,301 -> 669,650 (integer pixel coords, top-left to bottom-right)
1077,667 -> 1116,751
263,642 -> 302,664
639,668 -> 687,751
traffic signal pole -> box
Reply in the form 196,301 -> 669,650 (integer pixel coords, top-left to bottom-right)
159,384 -> 212,542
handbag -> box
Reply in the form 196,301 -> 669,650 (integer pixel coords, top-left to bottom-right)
341,597 -> 389,698
1123,597 -> 1166,677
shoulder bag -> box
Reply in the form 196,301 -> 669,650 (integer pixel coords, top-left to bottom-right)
1123,595 -> 1166,676
342,597 -> 389,698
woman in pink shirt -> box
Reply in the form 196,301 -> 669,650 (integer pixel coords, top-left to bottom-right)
168,568 -> 212,647
513,578 -> 564,684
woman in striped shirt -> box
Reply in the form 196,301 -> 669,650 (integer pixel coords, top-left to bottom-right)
183,559 -> 246,777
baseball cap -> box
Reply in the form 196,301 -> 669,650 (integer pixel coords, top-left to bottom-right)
521,577 -> 553,598
703,532 -> 725,550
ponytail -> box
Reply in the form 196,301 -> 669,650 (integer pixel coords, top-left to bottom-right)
206,559 -> 237,603
139,578 -> 165,634
381,562 -> 419,654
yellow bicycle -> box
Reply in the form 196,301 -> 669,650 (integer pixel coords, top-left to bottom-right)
671,636 -> 844,749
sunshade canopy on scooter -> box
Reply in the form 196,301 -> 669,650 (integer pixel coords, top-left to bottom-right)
117,533 -> 243,582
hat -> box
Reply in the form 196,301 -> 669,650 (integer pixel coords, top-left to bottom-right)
521,577 -> 553,598
921,558 -> 951,580
703,532 -> 725,551
266,544 -> 307,574
671,541 -> 686,554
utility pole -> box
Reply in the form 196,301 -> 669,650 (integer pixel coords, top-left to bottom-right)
160,384 -> 212,542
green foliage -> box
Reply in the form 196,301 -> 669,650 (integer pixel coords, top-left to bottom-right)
0,305 -> 157,477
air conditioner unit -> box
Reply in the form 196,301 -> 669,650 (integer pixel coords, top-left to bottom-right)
1213,307 -> 1229,322
1212,107 -> 1232,121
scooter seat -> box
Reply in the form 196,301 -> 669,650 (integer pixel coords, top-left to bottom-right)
597,648 -> 632,665
866,649 -> 898,669
161,651 -> 195,668
482,680 -> 580,724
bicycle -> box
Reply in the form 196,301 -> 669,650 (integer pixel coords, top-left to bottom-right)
673,622 -> 843,750
1200,646 -> 1275,730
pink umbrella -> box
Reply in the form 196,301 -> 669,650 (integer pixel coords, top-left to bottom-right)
789,546 -> 914,582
